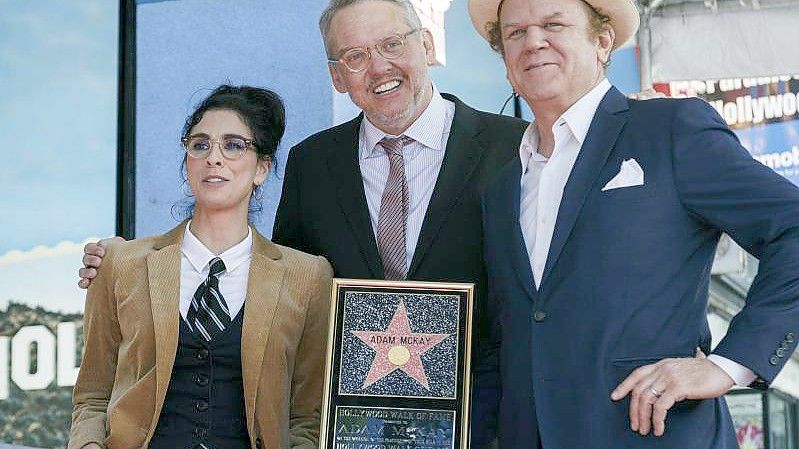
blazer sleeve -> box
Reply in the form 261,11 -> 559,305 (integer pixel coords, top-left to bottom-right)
69,243 -> 123,449
671,98 -> 799,386
289,256 -> 333,449
273,145 -> 308,253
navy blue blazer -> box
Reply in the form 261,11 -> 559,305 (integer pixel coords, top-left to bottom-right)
475,87 -> 799,449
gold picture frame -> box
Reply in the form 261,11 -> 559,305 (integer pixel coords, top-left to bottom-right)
319,278 -> 475,449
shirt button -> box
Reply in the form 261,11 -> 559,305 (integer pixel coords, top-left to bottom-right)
196,348 -> 209,360
533,310 -> 547,322
787,332 -> 796,342
770,356 -> 780,366
195,400 -> 209,412
776,348 -> 786,358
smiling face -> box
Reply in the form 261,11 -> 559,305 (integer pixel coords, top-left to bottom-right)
185,109 -> 269,217
499,0 -> 613,115
326,0 -> 436,135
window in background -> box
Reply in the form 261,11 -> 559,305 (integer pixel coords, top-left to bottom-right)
769,391 -> 798,449
0,1 -> 119,447
728,391 -> 766,449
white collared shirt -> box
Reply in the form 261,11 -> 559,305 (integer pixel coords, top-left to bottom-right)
520,79 -> 611,287
359,86 -> 456,271
517,78 -> 755,387
179,221 -> 252,322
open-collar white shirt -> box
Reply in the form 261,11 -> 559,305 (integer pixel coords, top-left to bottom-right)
519,79 -> 611,288
517,79 -> 754,386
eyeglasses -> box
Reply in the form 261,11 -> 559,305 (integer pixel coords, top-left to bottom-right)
328,29 -> 420,73
181,135 -> 256,160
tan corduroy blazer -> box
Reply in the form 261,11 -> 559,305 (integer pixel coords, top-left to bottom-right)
69,222 -> 333,449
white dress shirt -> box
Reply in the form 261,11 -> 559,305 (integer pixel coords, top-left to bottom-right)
520,79 -> 611,287
179,221 -> 251,322
359,86 -> 456,272
517,78 -> 755,387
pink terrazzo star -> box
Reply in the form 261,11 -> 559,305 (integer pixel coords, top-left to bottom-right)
352,300 -> 450,390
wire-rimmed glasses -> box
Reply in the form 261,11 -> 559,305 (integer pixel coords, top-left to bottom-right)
328,29 -> 421,73
181,134 -> 256,160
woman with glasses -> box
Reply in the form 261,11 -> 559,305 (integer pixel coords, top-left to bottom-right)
69,85 -> 332,449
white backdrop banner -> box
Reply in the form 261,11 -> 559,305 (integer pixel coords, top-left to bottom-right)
650,5 -> 799,82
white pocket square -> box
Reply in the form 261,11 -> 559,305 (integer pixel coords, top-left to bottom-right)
602,158 -> 644,191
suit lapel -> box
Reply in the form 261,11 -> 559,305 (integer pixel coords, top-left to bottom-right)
408,95 -> 485,277
541,88 -> 630,286
146,223 -> 185,425
240,231 -> 285,433
326,115 -> 384,278
501,159 -> 539,302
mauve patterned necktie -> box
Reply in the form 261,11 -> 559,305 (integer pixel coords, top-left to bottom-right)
377,136 -> 412,280
186,257 -> 231,341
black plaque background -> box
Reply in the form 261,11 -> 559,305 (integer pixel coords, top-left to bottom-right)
332,406 -> 456,449
338,291 -> 459,398
321,281 -> 473,449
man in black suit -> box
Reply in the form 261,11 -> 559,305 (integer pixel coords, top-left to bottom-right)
269,1 -> 527,394
270,4 -> 526,398
272,0 -> 525,295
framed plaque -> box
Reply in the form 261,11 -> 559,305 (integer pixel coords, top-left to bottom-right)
320,279 -> 474,449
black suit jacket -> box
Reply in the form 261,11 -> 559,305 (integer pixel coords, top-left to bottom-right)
273,93 -> 525,280
272,92 -> 526,349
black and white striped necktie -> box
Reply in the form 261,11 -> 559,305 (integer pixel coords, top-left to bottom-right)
187,257 -> 231,341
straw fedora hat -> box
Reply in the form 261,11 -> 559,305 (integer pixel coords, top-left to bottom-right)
467,0 -> 640,50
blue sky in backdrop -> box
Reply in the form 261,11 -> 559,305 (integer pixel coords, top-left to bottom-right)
0,1 -> 118,312
0,1 -> 118,254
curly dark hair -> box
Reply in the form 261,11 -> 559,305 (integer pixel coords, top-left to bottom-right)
175,84 -> 286,222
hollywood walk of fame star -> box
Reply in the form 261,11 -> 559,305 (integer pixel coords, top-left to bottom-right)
351,300 -> 451,390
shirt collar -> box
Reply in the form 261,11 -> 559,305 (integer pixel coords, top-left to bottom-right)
518,123 -> 548,174
181,220 -> 253,274
518,79 -> 611,174
560,78 -> 611,147
360,84 -> 447,159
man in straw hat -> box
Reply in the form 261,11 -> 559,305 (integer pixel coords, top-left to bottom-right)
467,0 -> 799,447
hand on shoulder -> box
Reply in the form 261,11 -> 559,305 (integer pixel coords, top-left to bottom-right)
78,236 -> 126,289
626,87 -> 667,101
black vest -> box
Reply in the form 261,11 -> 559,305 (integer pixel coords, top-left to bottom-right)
149,310 -> 249,449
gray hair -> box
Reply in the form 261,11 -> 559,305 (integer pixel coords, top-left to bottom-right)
319,0 -> 423,57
